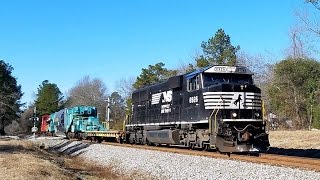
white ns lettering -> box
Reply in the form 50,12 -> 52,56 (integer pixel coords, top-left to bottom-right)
162,91 -> 172,103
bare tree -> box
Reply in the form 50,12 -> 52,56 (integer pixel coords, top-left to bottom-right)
237,51 -> 274,87
115,77 -> 135,101
5,106 -> 33,135
288,27 -> 306,58
284,23 -> 317,59
66,76 -> 109,120
293,4 -> 320,57
175,49 -> 205,75
176,61 -> 196,75
297,3 -> 320,36
19,107 -> 34,133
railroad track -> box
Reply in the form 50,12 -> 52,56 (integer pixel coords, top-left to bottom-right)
67,139 -> 320,172
104,142 -> 320,172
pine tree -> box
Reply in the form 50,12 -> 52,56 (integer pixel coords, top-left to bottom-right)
35,80 -> 63,116
133,62 -> 177,89
0,60 -> 23,135
196,28 -> 240,67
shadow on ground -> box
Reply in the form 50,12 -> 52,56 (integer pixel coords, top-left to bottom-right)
0,136 -> 34,154
50,141 -> 90,156
267,147 -> 320,159
0,144 -> 35,154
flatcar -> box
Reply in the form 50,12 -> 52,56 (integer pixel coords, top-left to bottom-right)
126,65 -> 270,153
45,106 -> 121,142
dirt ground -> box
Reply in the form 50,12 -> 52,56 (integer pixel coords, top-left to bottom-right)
0,138 -> 129,180
269,130 -> 320,149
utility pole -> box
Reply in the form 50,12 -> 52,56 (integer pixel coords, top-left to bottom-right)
30,107 -> 39,139
105,97 -> 111,130
107,97 -> 110,122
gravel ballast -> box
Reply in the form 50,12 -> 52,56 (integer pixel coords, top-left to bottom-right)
32,138 -> 320,180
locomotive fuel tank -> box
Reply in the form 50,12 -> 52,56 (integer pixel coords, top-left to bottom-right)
146,129 -> 180,145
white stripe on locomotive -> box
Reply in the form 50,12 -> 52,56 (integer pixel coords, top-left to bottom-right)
203,92 -> 261,110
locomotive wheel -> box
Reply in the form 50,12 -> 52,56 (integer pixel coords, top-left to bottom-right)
203,144 -> 208,151
67,132 -> 75,139
90,137 -> 94,142
190,143 -> 196,150
146,139 -> 152,146
202,143 -> 210,151
78,133 -> 83,141
97,137 -> 103,143
66,133 -> 70,139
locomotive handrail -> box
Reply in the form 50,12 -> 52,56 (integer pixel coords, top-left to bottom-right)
209,109 -> 220,135
209,96 -> 223,135
262,100 -> 266,124
233,124 -> 260,132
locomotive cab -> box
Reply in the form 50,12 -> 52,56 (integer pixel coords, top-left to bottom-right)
197,66 -> 269,152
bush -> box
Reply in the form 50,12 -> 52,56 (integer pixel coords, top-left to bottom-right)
312,105 -> 320,129
4,121 -> 21,135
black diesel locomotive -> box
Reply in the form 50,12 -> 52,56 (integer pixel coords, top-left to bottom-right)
126,65 -> 270,153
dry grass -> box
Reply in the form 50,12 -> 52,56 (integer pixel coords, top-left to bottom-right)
64,157 -> 132,180
0,139 -> 131,180
269,130 -> 320,149
0,139 -> 34,150
0,140 -> 72,180
0,153 -> 71,180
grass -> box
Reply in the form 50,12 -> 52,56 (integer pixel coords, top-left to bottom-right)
63,157 -> 133,180
269,130 -> 320,149
0,139 -> 132,180
0,140 -> 72,180
1,153 -> 71,180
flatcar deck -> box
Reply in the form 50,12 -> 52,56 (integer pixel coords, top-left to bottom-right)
85,130 -> 122,138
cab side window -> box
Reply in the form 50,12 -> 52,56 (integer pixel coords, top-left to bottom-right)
187,75 -> 200,92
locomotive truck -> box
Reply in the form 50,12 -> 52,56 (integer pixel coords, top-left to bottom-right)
126,65 -> 270,153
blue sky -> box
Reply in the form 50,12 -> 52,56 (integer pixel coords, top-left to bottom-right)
0,0 -> 316,105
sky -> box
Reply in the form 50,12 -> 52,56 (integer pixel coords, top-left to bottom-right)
0,0 -> 317,105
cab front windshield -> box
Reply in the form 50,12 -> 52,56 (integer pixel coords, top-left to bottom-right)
203,73 -> 253,87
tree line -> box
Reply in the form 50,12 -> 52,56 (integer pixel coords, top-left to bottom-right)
1,0 -> 320,134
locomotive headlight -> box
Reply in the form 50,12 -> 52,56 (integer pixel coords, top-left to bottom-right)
255,112 -> 260,118
232,112 -> 238,118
